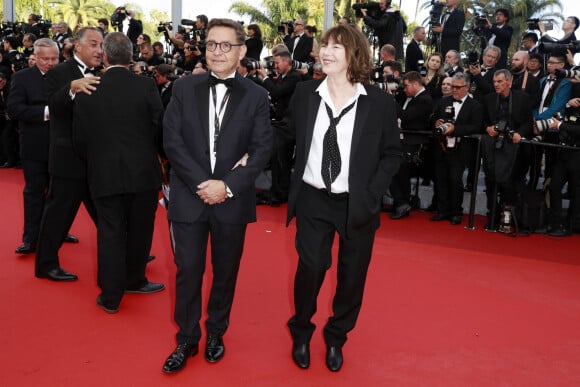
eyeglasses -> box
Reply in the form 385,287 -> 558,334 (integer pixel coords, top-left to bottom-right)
547,61 -> 563,65
451,85 -> 467,89
205,41 -> 244,53
184,46 -> 199,51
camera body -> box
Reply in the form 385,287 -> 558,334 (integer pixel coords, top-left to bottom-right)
526,18 -> 553,31
352,2 -> 383,19
539,41 -> 580,55
428,0 -> 446,27
277,21 -> 294,35
434,106 -> 455,135
473,13 -> 490,30
110,6 -> 127,28
494,120 -> 515,149
157,22 -> 172,33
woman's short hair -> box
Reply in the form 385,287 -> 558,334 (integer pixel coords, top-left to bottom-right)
320,25 -> 371,84
247,24 -> 262,39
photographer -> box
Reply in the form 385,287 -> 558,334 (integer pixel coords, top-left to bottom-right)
389,71 -> 433,219
405,27 -> 426,72
382,60 -> 405,103
283,18 -> 313,63
25,14 -> 42,38
521,32 -> 539,54
125,10 -> 142,46
481,69 -> 533,230
479,9 -> 513,69
431,0 -> 465,56
431,72 -> 483,225
511,51 -> 540,98
97,18 -> 109,37
540,83 -> 580,236
138,42 -> 164,70
358,0 -> 405,59
539,16 -> 579,46
22,33 -> 36,60
245,24 -> 263,61
195,14 -> 208,41
164,25 -> 185,55
467,45 -> 501,103
379,44 -> 396,65
256,50 -> 301,206
178,40 -> 203,72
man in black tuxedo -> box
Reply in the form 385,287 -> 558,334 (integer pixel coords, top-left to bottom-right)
405,26 -> 425,72
359,0 -> 404,59
539,16 -> 579,46
389,71 -> 434,219
72,32 -> 165,313
431,72 -> 483,225
432,0 -> 465,56
256,50 -> 301,205
481,69 -> 533,230
7,38 -> 59,255
480,9 -> 513,69
34,27 -> 103,282
161,19 -> 272,374
283,18 -> 313,63
154,63 -> 174,109
125,10 -> 143,46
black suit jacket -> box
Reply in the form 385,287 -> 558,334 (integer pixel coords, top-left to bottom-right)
511,71 -> 540,99
286,80 -> 402,238
440,8 -> 465,56
245,37 -> 263,61
405,40 -> 424,72
483,24 -> 513,69
126,18 -> 143,45
434,96 -> 484,138
471,67 -> 497,103
262,69 -> 301,121
397,89 -> 433,145
6,65 -> 50,161
163,72 -> 273,225
284,34 -> 313,63
45,60 -> 87,178
483,90 -> 533,138
73,67 -> 163,198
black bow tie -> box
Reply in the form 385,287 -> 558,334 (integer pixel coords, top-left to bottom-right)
453,98 -> 463,103
84,67 -> 97,75
546,77 -> 555,83
209,75 -> 234,89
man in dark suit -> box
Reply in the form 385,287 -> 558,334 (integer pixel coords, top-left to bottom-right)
480,9 -> 513,69
34,27 -> 103,282
7,38 -> 59,255
72,32 -> 165,313
481,69 -> 533,230
256,50 -> 301,205
405,26 -> 425,72
154,63 -> 174,109
389,71 -> 433,219
283,18 -> 313,63
431,72 -> 483,225
161,19 -> 272,374
286,25 -> 401,372
125,10 -> 143,46
432,0 -> 465,56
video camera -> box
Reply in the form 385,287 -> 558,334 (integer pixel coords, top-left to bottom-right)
474,13 -> 491,30
352,2 -> 383,19
466,51 -> 480,66
110,6 -> 127,28
277,21 -> 294,35
157,22 -> 172,33
526,18 -> 553,31
428,0 -> 446,27
539,40 -> 580,55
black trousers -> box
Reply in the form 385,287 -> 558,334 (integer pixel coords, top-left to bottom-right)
270,120 -> 294,200
1,120 -> 19,165
433,142 -> 468,217
94,190 -> 158,308
288,183 -> 375,347
21,159 -> 49,244
171,209 -> 247,345
389,144 -> 422,207
548,150 -> 580,228
35,175 -> 97,274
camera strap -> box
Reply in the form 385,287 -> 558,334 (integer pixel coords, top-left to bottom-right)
495,91 -> 513,131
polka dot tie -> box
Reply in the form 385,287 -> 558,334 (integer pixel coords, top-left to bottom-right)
321,100 -> 356,193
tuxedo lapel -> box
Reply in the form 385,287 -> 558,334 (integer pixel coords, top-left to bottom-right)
304,88 -> 320,165
219,73 -> 243,135
194,76 -> 211,149
349,93 -> 370,166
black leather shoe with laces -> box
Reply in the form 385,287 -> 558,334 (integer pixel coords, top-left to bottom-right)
205,333 -> 225,363
162,343 -> 199,374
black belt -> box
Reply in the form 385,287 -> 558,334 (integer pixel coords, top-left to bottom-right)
304,182 -> 349,200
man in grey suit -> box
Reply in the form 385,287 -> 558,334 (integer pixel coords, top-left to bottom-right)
162,18 -> 272,374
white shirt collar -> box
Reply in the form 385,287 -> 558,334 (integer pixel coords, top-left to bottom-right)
315,78 -> 366,115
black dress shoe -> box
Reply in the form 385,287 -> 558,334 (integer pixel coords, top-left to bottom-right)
326,346 -> 343,372
450,216 -> 462,225
96,295 -> 119,314
125,282 -> 165,294
548,225 -> 571,237
162,343 -> 199,374
291,343 -> 310,369
36,267 -> 78,281
15,242 -> 36,254
205,333 -> 225,363
423,203 -> 437,213
430,213 -> 449,221
64,234 -> 79,243
389,204 -> 411,220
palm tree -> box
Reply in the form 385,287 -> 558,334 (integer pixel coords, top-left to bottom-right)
47,0 -> 112,30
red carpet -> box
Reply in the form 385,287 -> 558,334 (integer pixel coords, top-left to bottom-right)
1,168 -> 580,386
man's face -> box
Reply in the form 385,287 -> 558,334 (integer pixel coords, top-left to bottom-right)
495,12 -> 507,25
521,38 -> 534,50
153,45 -> 163,56
140,46 -> 153,61
493,73 -> 512,96
445,52 -> 458,66
98,22 -> 107,32
154,71 -> 167,86
205,26 -> 247,78
446,0 -> 458,8
58,24 -> 67,34
27,54 -> 36,68
451,79 -> 469,99
546,57 -> 565,75
196,18 -> 204,30
414,28 -> 426,42
75,29 -> 103,68
563,17 -> 576,32
379,0 -> 388,11
22,36 -> 33,48
0,77 -> 6,90
482,50 -> 499,67
403,80 -> 419,97
293,19 -> 305,34
35,45 -> 59,73
527,58 -> 541,72
510,52 -> 526,73
274,56 -> 291,75
132,64 -> 143,75
441,77 -> 453,96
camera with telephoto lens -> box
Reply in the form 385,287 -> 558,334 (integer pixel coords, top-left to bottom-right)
554,68 -> 580,80
428,0 -> 445,27
526,18 -> 553,31
539,40 -> 580,55
494,120 -> 514,149
110,6 -> 127,28
247,56 -> 276,75
291,60 -> 311,70
0,21 -> 24,37
434,106 -> 455,135
352,2 -> 383,19
277,21 -> 294,34
157,22 -> 172,33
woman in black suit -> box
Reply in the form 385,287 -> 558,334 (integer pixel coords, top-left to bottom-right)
245,24 -> 263,60
286,24 -> 401,372
422,52 -> 445,101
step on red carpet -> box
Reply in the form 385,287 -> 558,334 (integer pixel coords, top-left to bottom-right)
1,168 -> 579,386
